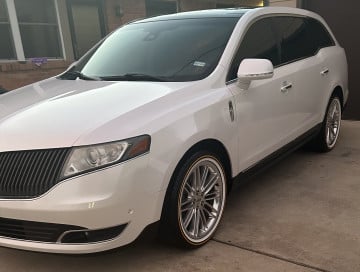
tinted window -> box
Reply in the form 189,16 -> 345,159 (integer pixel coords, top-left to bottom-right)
273,16 -> 335,65
227,17 -> 279,81
274,17 -> 312,64
306,17 -> 335,49
76,18 -> 240,82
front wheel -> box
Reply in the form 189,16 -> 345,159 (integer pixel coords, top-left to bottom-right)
160,151 -> 227,248
311,95 -> 342,152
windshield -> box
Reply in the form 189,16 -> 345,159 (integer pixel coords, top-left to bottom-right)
71,17 -> 240,82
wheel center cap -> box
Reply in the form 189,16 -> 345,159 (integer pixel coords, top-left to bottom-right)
193,194 -> 204,206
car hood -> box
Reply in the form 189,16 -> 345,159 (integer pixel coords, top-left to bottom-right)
0,78 -> 193,151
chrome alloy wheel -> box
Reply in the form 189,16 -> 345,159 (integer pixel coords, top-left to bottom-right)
178,157 -> 226,244
325,98 -> 341,149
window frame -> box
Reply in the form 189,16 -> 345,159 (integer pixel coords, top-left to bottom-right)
1,0 -> 66,61
226,14 -> 336,84
0,0 -> 16,59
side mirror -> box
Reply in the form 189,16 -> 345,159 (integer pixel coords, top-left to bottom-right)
237,59 -> 274,82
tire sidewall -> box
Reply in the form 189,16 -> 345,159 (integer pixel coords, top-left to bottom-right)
323,96 -> 342,151
161,151 -> 227,248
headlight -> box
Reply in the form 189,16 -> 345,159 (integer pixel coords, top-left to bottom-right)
60,135 -> 151,179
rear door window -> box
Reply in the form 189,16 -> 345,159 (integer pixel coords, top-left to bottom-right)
273,16 -> 335,65
306,17 -> 335,50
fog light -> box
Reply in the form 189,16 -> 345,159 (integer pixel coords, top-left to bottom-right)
60,224 -> 127,244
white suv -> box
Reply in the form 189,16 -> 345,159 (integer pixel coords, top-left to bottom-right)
0,7 -> 348,253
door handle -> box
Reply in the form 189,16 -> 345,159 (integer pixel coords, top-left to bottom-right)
321,68 -> 329,76
281,82 -> 293,93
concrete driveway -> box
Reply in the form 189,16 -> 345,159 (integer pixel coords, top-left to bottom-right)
1,121 -> 359,272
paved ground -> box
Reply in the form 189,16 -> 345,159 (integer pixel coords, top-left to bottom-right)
1,121 -> 360,272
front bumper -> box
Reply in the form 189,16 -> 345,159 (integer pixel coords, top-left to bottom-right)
0,155 -> 165,253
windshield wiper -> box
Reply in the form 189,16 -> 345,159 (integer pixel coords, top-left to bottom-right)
59,70 -> 101,81
99,73 -> 168,82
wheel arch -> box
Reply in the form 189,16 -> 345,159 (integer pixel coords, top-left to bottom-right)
158,138 -> 232,246
321,84 -> 345,121
332,85 -> 344,109
159,138 -> 234,224
170,139 -> 233,192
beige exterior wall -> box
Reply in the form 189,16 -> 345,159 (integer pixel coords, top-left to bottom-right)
269,0 -> 297,7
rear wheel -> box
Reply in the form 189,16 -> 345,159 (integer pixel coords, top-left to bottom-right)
311,95 -> 342,152
160,151 -> 227,248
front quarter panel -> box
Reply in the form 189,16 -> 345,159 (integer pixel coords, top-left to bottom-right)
77,81 -> 238,224
74,76 -> 239,194
149,85 -> 238,193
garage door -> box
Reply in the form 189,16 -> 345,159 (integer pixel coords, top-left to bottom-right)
301,0 -> 360,120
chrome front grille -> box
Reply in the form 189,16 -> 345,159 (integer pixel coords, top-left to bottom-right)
0,148 -> 70,199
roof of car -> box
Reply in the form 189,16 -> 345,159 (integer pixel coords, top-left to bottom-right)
134,8 -> 254,24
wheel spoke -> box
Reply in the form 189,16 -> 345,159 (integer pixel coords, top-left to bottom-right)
330,104 -> 337,118
333,127 -> 337,135
203,174 -> 219,195
326,129 -> 330,144
200,166 -> 209,190
184,181 -> 194,195
193,209 -> 200,237
205,191 -> 219,197
181,206 -> 193,213
205,194 -> 220,202
183,208 -> 195,229
330,128 -> 335,137
204,190 -> 220,201
181,198 -> 193,212
202,205 -> 216,219
194,167 -> 201,191
204,202 -> 218,216
199,208 -> 207,230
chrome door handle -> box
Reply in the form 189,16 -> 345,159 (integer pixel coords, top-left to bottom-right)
321,68 -> 329,76
281,82 -> 293,93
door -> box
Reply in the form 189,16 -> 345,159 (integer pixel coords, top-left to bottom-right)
67,0 -> 106,59
272,16 -> 336,132
226,17 -> 299,170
